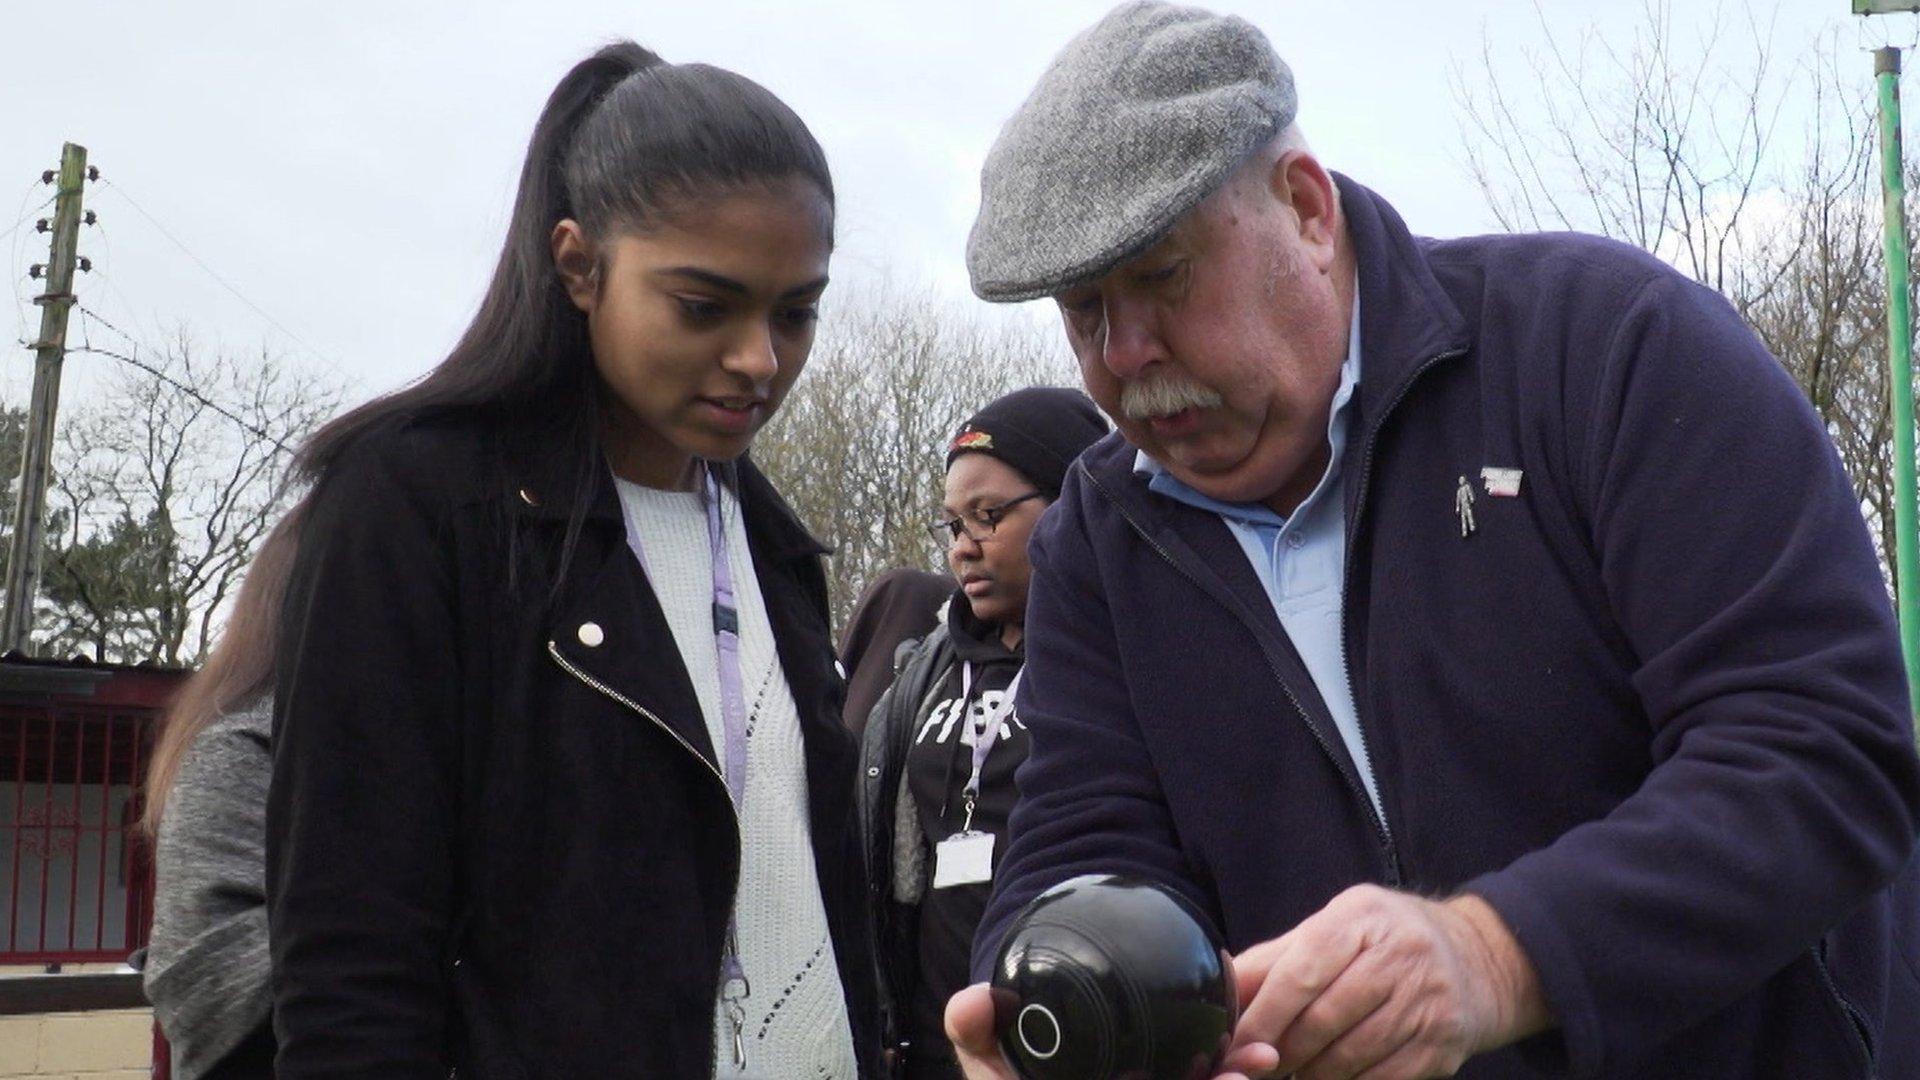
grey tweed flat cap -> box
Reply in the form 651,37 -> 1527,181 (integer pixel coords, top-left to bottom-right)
966,1 -> 1296,302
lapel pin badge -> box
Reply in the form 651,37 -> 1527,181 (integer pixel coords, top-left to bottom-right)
1455,475 -> 1477,538
1480,467 -> 1524,497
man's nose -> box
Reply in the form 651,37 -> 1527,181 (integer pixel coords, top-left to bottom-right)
1100,295 -> 1165,380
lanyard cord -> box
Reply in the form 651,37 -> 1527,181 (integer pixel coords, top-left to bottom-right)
622,461 -> 752,1068
952,661 -> 1023,833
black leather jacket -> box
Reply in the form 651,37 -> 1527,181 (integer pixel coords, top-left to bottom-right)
267,415 -> 883,1079
855,621 -> 953,1062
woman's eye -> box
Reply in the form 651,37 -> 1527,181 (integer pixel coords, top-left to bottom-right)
675,296 -> 726,323
778,305 -> 820,329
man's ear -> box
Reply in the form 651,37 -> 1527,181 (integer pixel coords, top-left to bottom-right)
551,219 -> 599,313
1266,150 -> 1342,275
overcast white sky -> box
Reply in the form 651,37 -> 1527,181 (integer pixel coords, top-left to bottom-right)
0,0 -> 1887,412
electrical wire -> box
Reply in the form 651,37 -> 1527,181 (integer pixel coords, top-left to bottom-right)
93,177 -> 347,382
0,195 -> 54,247
79,220 -> 169,358
8,177 -> 54,359
73,305 -> 296,457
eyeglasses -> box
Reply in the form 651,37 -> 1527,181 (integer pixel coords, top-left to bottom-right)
928,491 -> 1045,545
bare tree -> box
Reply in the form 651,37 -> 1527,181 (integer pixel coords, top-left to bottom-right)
1736,55 -> 1900,575
754,287 -> 1078,626
1456,7 -> 1902,589
32,331 -> 339,664
1455,0 -> 1791,295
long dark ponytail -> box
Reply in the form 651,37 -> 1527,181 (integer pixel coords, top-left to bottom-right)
297,41 -> 834,479
145,40 -> 834,832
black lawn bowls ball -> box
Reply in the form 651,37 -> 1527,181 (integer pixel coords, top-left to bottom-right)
989,874 -> 1238,1080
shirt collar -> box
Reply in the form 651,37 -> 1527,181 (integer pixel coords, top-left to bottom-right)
1134,280 -> 1364,526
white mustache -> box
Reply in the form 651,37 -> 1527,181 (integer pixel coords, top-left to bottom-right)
1118,375 -> 1223,420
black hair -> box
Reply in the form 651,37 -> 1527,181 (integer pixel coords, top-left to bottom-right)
274,42 -> 832,595
150,40 -> 829,843
299,41 -> 834,482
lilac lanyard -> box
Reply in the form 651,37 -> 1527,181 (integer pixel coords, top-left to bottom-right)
956,662 -> 1023,833
624,463 -> 753,1069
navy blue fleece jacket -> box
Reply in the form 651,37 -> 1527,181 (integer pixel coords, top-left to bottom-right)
973,178 -> 1920,1078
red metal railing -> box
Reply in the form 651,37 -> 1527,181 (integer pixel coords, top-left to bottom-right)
0,705 -> 156,964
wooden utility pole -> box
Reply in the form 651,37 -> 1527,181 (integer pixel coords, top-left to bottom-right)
1,143 -> 89,654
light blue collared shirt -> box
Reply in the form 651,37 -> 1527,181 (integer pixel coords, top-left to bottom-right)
1133,295 -> 1384,826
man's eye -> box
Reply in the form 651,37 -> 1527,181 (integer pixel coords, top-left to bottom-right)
1142,261 -> 1182,285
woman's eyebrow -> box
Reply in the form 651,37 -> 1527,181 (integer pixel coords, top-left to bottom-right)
656,266 -> 748,295
780,275 -> 829,300
654,267 -> 829,301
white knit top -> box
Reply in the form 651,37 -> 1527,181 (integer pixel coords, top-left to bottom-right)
614,476 -> 859,1080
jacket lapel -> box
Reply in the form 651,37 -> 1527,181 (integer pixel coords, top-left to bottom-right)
1091,457 -> 1373,802
517,447 -> 846,789
543,518 -> 725,775
1333,174 -> 1472,531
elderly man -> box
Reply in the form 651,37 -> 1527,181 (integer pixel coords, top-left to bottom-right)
944,3 -> 1920,1078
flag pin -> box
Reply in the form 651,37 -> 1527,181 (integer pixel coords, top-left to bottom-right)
1480,467 -> 1524,497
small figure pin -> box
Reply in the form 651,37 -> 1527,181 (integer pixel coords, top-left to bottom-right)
1480,467 -> 1524,497
1455,475 -> 1477,538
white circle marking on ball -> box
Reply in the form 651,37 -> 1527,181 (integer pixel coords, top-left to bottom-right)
1017,1003 -> 1063,1060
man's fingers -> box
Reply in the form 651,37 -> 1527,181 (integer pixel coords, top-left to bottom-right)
1231,935 -> 1292,1004
1287,985 -> 1419,1080
946,983 -> 1017,1080
1212,1039 -> 1281,1078
945,982 -> 998,1049
1231,912 -> 1367,1050
1271,962 -> 1395,1072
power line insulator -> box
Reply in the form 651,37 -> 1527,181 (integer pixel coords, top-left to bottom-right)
40,170 -> 53,185
77,257 -> 92,273
28,264 -> 43,279
35,219 -> 48,234
86,166 -> 99,182
82,211 -> 96,226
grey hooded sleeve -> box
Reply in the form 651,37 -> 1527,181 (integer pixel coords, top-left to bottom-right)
143,698 -> 273,1080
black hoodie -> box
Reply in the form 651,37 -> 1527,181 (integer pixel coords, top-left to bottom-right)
899,594 -> 1027,1074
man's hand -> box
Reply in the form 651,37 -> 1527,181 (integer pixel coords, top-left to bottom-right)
946,983 -> 1017,1080
1214,886 -> 1552,1080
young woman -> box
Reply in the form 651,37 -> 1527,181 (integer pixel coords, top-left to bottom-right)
263,43 -> 878,1077
857,388 -> 1106,1080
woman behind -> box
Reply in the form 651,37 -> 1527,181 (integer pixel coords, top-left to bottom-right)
142,507 -> 305,1079
837,567 -> 951,738
265,43 -> 878,1077
858,388 -> 1106,1079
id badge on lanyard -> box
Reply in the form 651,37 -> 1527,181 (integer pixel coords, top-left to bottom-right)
933,665 -> 1023,889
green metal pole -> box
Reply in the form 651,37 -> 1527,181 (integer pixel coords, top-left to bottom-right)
1875,48 -> 1920,721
